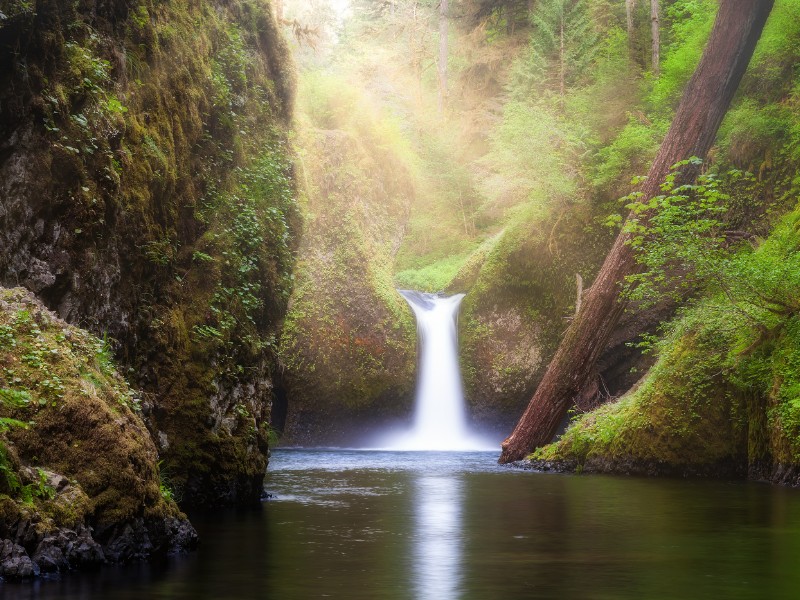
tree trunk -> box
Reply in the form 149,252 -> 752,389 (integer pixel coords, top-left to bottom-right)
438,0 -> 449,114
626,0 -> 636,37
559,13 -> 565,108
626,0 -> 636,59
275,0 -> 283,22
651,0 -> 660,76
498,0 -> 774,464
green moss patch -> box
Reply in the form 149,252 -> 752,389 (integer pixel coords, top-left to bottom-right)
530,206 -> 800,482
0,287 -> 181,530
0,0 -> 300,505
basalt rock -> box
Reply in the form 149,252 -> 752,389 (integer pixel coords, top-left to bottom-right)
0,540 -> 39,580
0,287 -> 197,580
0,0 -> 299,506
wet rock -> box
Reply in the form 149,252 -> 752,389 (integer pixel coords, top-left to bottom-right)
32,536 -> 70,573
29,527 -> 106,572
103,520 -> 154,563
162,517 -> 199,555
66,526 -> 106,568
0,539 -> 40,580
101,517 -> 198,563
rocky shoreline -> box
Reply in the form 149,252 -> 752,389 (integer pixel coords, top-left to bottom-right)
1,514 -> 197,581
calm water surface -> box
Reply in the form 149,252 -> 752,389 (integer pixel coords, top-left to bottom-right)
6,448 -> 800,599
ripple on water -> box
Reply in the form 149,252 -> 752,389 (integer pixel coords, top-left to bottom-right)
7,448 -> 800,600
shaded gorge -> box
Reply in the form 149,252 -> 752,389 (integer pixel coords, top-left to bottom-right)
6,449 -> 800,599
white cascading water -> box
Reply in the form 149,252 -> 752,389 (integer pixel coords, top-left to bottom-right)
382,290 -> 494,451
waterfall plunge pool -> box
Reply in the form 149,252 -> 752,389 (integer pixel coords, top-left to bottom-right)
6,293 -> 800,598
8,448 -> 800,599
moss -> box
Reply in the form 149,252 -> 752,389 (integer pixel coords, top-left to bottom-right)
531,206 -> 800,482
0,287 -> 181,530
278,123 -> 416,443
533,322 -> 748,475
0,0 -> 299,506
458,201 -> 615,427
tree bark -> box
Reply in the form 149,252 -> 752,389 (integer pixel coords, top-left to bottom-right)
626,0 -> 636,37
651,0 -> 660,76
438,0 -> 449,114
559,11 -> 565,109
626,0 -> 636,60
498,0 -> 774,464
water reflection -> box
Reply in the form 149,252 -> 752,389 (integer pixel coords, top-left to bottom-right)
413,475 -> 463,600
7,450 -> 800,600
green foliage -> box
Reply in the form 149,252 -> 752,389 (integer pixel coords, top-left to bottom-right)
64,40 -> 111,95
622,159 -> 731,306
105,95 -> 128,114
512,0 -> 600,98
536,204 -> 800,471
141,237 -> 176,266
192,138 -> 297,367
192,251 -> 215,263
0,388 -> 31,411
0,0 -> 33,20
590,118 -> 664,193
622,160 -> 799,335
481,100 -> 578,209
0,455 -> 55,505
720,100 -> 793,169
209,24 -> 251,130
647,0 -> 716,111
394,250 -> 478,291
157,460 -> 181,503
0,388 -> 29,493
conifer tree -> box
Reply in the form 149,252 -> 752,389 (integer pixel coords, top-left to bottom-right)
514,0 -> 599,103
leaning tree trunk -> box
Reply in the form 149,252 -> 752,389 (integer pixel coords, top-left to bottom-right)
499,0 -> 774,464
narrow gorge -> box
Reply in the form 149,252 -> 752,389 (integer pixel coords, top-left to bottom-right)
2,0 -> 800,597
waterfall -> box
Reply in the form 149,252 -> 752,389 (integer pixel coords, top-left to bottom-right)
382,290 -> 494,451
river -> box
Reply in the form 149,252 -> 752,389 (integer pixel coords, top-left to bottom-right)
5,448 -> 800,599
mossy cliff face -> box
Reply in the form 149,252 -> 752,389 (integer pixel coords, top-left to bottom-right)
526,207 -> 800,483
278,125 -> 416,445
0,0 -> 299,506
454,203 -> 633,432
0,287 -> 196,580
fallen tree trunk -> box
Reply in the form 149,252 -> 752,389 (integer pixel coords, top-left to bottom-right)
499,0 -> 775,464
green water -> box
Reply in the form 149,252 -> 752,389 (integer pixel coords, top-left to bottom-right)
6,449 -> 800,599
